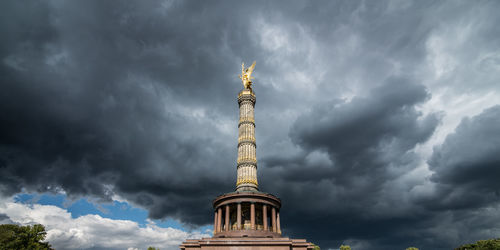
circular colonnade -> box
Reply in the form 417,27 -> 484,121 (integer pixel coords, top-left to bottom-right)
213,192 -> 282,238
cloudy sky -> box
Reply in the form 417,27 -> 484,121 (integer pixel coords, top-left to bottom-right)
1,1 -> 500,249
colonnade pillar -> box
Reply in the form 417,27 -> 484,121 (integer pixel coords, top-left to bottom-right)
277,211 -> 281,234
215,203 -> 279,234
262,204 -> 268,230
217,207 -> 222,232
237,203 -> 241,230
225,205 -> 230,231
250,203 -> 255,230
213,211 -> 217,233
271,207 -> 277,232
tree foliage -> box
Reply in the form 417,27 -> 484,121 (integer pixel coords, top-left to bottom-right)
0,224 -> 53,250
147,247 -> 160,250
311,243 -> 320,250
340,245 -> 351,250
455,238 -> 500,250
406,247 -> 419,250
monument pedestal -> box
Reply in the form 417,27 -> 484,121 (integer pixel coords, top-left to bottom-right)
180,192 -> 313,250
180,237 -> 313,250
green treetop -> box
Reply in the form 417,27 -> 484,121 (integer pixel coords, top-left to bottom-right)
340,245 -> 351,250
0,224 -> 53,250
455,238 -> 500,249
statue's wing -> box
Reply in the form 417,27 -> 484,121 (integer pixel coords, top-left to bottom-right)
247,61 -> 256,76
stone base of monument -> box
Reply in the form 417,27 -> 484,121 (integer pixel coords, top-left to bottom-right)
180,237 -> 313,250
180,192 -> 314,250
214,229 -> 281,238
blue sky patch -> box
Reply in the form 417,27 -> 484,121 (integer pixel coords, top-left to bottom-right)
13,192 -> 207,232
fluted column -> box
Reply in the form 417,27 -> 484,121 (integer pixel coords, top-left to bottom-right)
225,205 -> 230,231
263,204 -> 268,230
236,89 -> 258,191
250,203 -> 255,230
237,203 -> 242,230
272,207 -> 277,232
217,207 -> 222,232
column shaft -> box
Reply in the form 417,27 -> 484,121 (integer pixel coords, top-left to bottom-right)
236,91 -> 258,191
263,204 -> 268,230
250,203 -> 255,230
225,205 -> 230,231
237,203 -> 242,230
213,211 -> 217,233
272,207 -> 277,232
277,211 -> 281,234
217,207 -> 222,232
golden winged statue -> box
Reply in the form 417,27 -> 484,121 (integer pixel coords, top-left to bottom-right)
239,61 -> 256,90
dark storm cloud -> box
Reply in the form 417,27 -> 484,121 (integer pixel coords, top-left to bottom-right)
259,77 -> 440,249
1,0 -> 500,250
427,105 -> 500,210
291,77 -> 438,181
264,76 -> 439,197
0,0 -> 249,224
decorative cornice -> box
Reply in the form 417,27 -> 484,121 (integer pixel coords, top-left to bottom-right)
238,92 -> 256,105
238,121 -> 255,128
238,139 -> 256,147
237,162 -> 257,169
236,178 -> 258,186
213,192 -> 281,209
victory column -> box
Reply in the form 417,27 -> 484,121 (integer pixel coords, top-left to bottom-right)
180,62 -> 313,250
236,61 -> 259,191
